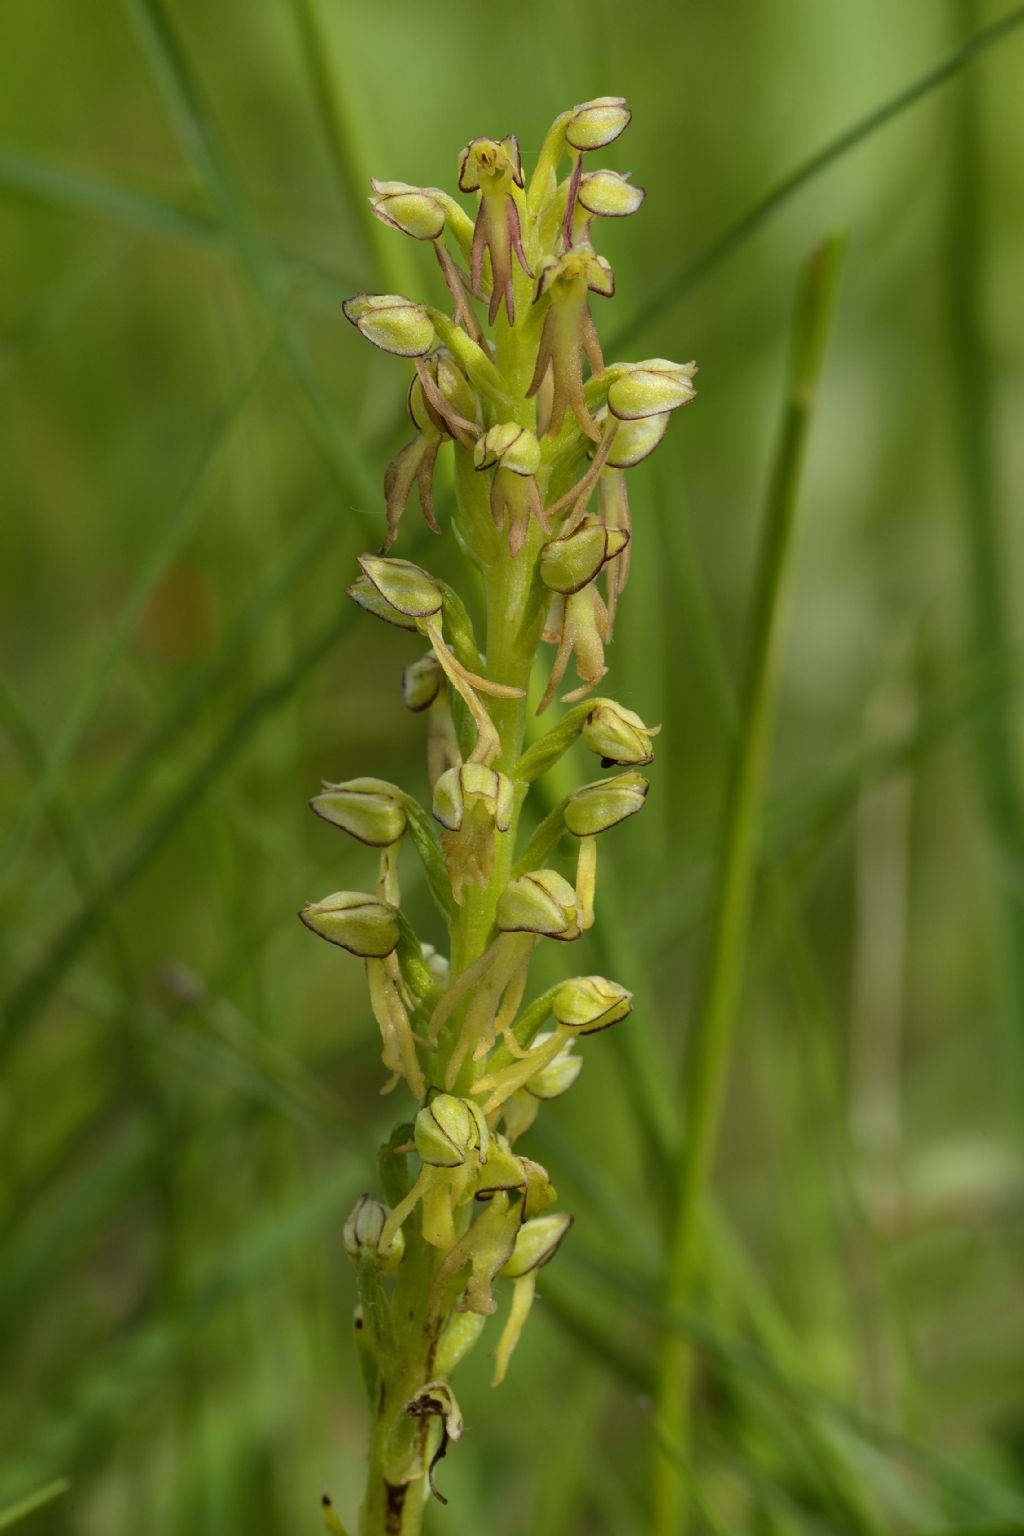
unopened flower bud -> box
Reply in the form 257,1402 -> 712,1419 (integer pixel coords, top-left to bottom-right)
299,891 -> 400,958
433,763 -> 514,832
502,1212 -> 573,1278
347,575 -> 419,631
582,701 -> 658,767
474,422 -> 541,477
552,975 -> 633,1034
311,777 -> 407,846
526,1037 -> 583,1099
564,771 -> 649,836
402,652 -> 443,711
565,96 -> 632,151
357,554 -> 444,620
607,359 -> 698,420
497,869 -> 580,941
604,410 -> 670,467
369,179 -> 447,241
415,1094 -> 489,1168
490,1199 -> 567,1385
577,168 -> 646,219
342,293 -> 435,357
540,521 -> 629,595
344,1194 -> 404,1272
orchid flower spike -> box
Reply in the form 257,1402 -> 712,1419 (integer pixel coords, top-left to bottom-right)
316,98 -> 699,1510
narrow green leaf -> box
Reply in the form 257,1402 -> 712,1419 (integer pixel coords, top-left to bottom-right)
1,601 -> 359,1052
1,341 -> 273,887
653,235 -> 847,1536
122,0 -> 379,514
609,5 -> 1024,350
0,1479 -> 70,1530
0,150 -> 359,302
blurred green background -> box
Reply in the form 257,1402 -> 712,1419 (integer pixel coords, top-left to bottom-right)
3,1 -> 1024,1532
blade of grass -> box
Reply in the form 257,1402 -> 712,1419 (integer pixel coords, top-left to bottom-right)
0,678 -> 139,1022
659,420 -> 918,1465
0,151 -> 360,304
287,0 -> 416,298
765,653 -> 1024,855
947,0 -> 1024,1119
91,500 -> 341,827
565,1243 -> 1024,1527
0,243 -> 118,385
0,1479 -> 70,1530
536,1114 -> 883,1534
121,0 -> 378,517
0,149 -> 221,241
609,3 -> 1024,352
0,338 -> 274,889
1,597 -> 359,1053
653,235 -> 847,1536
9,498 -> 354,946
0,1120 -> 152,1341
0,1157 -> 367,1508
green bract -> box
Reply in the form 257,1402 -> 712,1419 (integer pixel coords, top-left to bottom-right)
552,974 -> 633,1033
496,869 -> 580,939
564,771 -> 650,835
299,891 -> 400,958
582,700 -> 659,766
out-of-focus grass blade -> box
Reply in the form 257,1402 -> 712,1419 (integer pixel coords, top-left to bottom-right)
653,235 -> 846,1535
0,1120 -> 152,1342
1,599 -> 359,1052
562,1242 -> 1024,1527
947,0 -> 1024,1115
0,679 -> 138,1000
11,502 -> 355,944
287,0 -> 416,298
538,1113 -> 882,1534
0,680 -> 100,908
622,649 -> 1024,977
0,151 -> 359,302
0,243 -> 117,384
0,1157 -> 367,1509
93,500 -> 341,826
0,150 -> 219,242
609,3 -> 1024,350
0,1479 -> 70,1529
0,340 -> 273,888
121,0 -> 378,515
766,654 -> 1024,854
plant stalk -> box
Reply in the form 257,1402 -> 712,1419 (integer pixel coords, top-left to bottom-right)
651,233 -> 846,1536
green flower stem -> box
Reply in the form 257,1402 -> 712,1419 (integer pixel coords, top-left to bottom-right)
361,1232 -> 442,1536
651,234 -> 845,1536
947,0 -> 1024,1119
362,303 -> 547,1536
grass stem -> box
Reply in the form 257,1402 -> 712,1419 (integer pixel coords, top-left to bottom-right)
651,233 -> 846,1536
